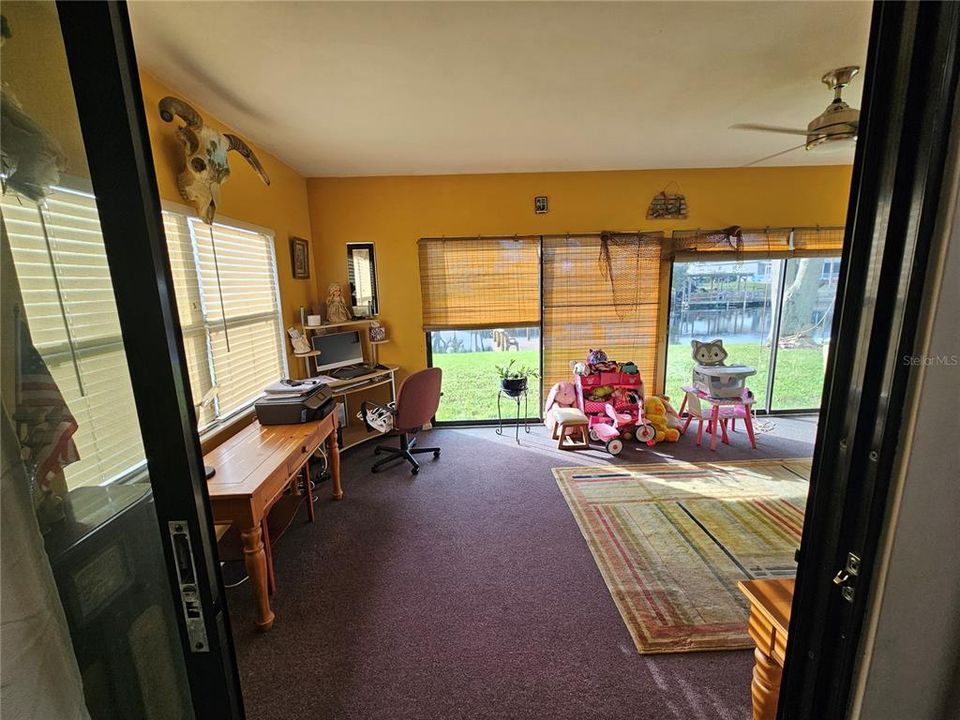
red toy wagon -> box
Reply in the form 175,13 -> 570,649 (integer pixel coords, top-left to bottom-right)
575,367 -> 657,455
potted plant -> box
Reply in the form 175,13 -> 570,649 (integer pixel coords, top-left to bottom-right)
496,358 -> 538,397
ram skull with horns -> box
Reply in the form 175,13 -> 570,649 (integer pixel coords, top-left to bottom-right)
159,96 -> 270,224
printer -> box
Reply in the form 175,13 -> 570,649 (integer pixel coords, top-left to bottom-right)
254,379 -> 335,425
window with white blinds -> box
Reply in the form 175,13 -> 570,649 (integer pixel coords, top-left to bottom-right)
2,188 -> 147,489
2,188 -> 286,490
162,211 -> 286,429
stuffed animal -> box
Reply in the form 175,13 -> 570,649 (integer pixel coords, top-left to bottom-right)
570,360 -> 590,376
657,394 -> 684,434
619,361 -> 640,375
587,348 -> 608,365
587,385 -> 614,401
644,396 -> 680,444
544,381 -> 579,435
691,339 -> 728,366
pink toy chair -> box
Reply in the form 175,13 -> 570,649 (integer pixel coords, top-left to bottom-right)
717,390 -> 757,449
681,390 -> 712,447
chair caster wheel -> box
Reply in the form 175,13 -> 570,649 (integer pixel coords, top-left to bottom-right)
411,466 -> 420,475
433,450 -> 441,459
371,466 -> 382,473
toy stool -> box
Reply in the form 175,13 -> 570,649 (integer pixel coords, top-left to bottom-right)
551,408 -> 590,450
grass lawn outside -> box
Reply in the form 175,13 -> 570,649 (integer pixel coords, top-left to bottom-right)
432,343 -> 826,421
432,350 -> 542,422
665,341 -> 827,410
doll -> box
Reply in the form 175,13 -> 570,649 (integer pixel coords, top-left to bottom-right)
326,282 -> 352,324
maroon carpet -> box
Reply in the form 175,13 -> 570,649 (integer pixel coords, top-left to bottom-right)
227,417 -> 816,719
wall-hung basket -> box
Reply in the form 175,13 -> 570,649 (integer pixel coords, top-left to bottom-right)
646,190 -> 688,219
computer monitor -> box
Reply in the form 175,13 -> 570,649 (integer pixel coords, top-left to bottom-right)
312,330 -> 364,372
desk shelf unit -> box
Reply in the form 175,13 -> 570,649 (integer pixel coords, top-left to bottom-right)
301,319 -> 397,452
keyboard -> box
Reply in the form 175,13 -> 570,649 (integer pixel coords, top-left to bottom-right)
329,364 -> 374,380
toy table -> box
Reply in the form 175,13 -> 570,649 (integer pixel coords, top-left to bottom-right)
680,385 -> 757,451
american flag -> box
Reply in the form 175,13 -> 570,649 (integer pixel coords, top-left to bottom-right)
16,319 -> 80,492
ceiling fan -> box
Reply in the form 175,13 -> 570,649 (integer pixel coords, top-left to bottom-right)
732,66 -> 861,166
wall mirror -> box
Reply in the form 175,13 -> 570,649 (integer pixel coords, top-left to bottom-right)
346,242 -> 379,317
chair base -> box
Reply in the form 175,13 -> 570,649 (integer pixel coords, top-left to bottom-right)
371,433 -> 440,475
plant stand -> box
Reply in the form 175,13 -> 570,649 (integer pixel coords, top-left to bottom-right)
496,388 -> 530,444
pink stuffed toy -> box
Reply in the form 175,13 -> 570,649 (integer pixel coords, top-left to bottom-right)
544,381 -> 579,435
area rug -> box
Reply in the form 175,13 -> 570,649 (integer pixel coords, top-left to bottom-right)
553,458 -> 811,654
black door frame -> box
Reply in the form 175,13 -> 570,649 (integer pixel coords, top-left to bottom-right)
57,2 -> 243,717
781,2 -> 959,718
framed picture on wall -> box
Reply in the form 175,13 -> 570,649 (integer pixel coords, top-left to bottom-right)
291,237 -> 310,279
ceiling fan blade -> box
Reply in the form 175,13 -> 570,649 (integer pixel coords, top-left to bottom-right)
731,123 -> 809,136
743,142 -> 809,167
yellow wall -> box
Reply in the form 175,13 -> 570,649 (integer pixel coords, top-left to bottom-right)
140,72 -> 319,376
307,166 -> 852,381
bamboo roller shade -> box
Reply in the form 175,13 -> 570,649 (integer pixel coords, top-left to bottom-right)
418,236 -> 541,331
542,232 -> 663,392
669,226 -> 845,258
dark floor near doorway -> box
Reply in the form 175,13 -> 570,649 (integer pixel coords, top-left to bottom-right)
227,416 -> 817,720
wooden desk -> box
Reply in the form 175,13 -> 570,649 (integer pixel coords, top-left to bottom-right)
204,412 -> 341,630
738,578 -> 794,720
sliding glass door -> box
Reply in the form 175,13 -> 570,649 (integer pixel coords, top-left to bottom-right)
771,257 -> 839,410
666,255 -> 840,413
1,2 -> 242,717
419,236 -> 542,424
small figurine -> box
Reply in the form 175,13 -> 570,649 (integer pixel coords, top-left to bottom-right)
326,282 -> 352,324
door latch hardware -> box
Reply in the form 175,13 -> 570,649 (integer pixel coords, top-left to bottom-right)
833,552 -> 861,603
168,521 -> 210,653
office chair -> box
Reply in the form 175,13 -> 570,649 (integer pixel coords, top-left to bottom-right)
368,367 -> 443,475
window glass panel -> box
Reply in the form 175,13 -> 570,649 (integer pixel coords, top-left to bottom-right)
666,259 -> 774,408
3,190 -> 146,489
161,212 -> 286,429
430,327 -> 541,422
772,256 -> 840,410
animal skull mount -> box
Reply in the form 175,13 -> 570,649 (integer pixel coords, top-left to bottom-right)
158,96 -> 270,224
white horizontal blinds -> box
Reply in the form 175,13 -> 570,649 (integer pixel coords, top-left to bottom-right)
418,236 -> 541,330
2,190 -> 146,489
162,213 -> 216,427
184,217 -> 284,421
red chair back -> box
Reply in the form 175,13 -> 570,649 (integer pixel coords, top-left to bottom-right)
395,367 -> 443,431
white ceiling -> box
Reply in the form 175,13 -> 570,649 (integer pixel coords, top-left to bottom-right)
128,1 -> 872,177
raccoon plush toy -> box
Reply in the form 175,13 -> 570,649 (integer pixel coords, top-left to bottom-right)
691,339 -> 728,366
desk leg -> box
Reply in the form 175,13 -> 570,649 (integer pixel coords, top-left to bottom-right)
750,646 -> 782,720
261,519 -> 276,596
329,429 -> 343,500
240,525 -> 275,631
